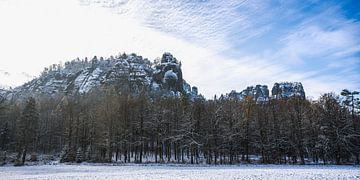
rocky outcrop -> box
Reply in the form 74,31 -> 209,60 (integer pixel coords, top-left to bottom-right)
0,88 -> 8,98
8,52 -> 199,99
271,82 -> 305,99
228,85 -> 269,102
228,82 -> 305,102
152,52 -> 184,93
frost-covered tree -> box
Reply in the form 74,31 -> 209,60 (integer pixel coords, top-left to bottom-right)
318,93 -> 353,164
340,89 -> 360,164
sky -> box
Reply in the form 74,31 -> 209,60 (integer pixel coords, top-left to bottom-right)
0,0 -> 359,99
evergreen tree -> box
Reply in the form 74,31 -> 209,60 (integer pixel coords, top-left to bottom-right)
15,97 -> 39,166
76,147 -> 83,163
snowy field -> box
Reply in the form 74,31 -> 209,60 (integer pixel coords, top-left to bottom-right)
0,164 -> 359,180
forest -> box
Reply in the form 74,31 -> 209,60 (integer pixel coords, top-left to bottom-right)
0,87 -> 359,166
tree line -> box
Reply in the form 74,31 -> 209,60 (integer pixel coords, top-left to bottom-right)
0,88 -> 359,165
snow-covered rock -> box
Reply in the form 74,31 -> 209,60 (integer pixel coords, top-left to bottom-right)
152,52 -> 185,94
5,52 -> 200,99
77,68 -> 102,94
272,82 -> 305,99
227,82 -> 306,102
228,85 -> 269,102
0,88 -> 8,98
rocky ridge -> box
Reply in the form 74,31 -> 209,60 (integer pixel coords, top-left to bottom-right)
227,82 -> 306,101
0,52 -> 199,100
0,52 -> 306,102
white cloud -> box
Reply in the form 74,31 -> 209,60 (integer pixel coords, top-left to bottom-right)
277,25 -> 360,64
0,0 -> 359,99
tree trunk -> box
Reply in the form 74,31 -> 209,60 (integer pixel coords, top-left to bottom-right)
21,148 -> 27,165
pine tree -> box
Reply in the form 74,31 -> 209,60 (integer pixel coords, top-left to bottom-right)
60,145 -> 69,163
0,151 -> 5,165
15,97 -> 39,166
0,96 -> 8,150
76,147 -> 83,163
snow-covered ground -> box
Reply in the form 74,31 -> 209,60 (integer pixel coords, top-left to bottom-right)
0,164 -> 359,180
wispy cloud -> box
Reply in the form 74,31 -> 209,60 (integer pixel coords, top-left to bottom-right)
0,0 -> 359,98
81,0 -> 359,97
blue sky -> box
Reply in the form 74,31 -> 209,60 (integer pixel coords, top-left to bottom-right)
0,0 -> 359,98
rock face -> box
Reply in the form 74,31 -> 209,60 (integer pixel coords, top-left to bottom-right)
152,53 -> 185,94
228,82 -> 305,101
7,52 -> 199,99
0,88 -> 8,98
271,82 -> 305,99
228,85 -> 269,102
